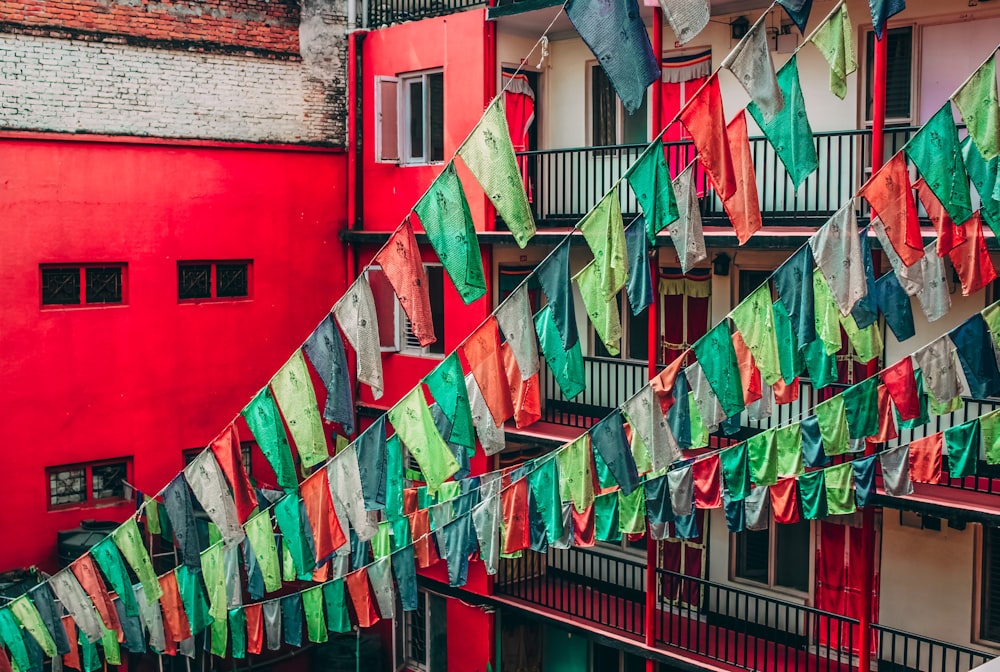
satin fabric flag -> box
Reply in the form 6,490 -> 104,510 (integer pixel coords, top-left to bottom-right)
871,384 -> 899,443
724,493 -> 746,533
301,468 -> 348,562
945,419 -> 979,479
733,328 -> 763,408
618,487 -> 646,534
590,410 -> 641,496
680,75 -> 736,200
376,220 -> 436,346
810,202 -> 865,316
881,445 -> 914,496
897,369 -> 930,430
722,111 -> 763,245
9,597 -> 56,658
244,511 -> 282,593
810,2 -> 856,98
457,97 -> 536,247
985,303 -> 1000,353
344,570 -> 380,628
747,429 -> 778,486
210,424 -> 257,524
915,241 -> 952,323
535,305 -> 587,400
875,268 -> 916,342
747,56 -> 817,189
651,354 -> 686,415
580,186 -> 629,301
575,260 -> 623,356
624,217 -> 654,314
163,474 -> 204,569
242,388 -> 297,491
145,495 -> 161,535
387,387 -> 459,493
883,357 -> 922,420
367,558 -> 396,620
826,462 -> 857,515
745,485 -> 770,531
860,154 -> 923,267
355,416 -> 388,510
472,493 -> 501,575
720,443 -> 750,501
527,457 -> 564,544
625,139 -> 679,243
769,478 -> 801,524
773,246 -> 816,351
90,537 -> 138,618
812,269 -> 842,355
464,318 -> 515,426
557,435 -> 595,513
322,581 -> 352,634
873,216 -> 924,297
135,585 -> 166,653
667,465 -> 694,517
71,556 -> 120,636
852,227 -> 879,328
775,423 -> 804,477
391,534 -> 419,611
909,433 -> 944,484
731,284 -> 781,385
773,299 -> 804,383
777,0 -> 813,33
496,284 -> 540,379
962,137 -> 1000,235
802,339 -> 838,390
333,275 -> 384,399
158,571 -> 193,643
869,0 -> 905,39
536,240 -> 577,349
328,447 -> 379,541
951,314 -> 1000,398
303,314 -> 354,434
501,476 -> 530,554
668,162 -> 708,273
566,0 -> 659,115
263,601 -> 281,650
815,394 -> 850,456
851,454 -> 877,508
953,55 -> 999,161
842,377 -> 879,439
465,372 -> 505,456
644,474 -> 674,525
914,178 -> 966,257
981,409 -> 1000,465
721,19 -> 783,122
594,492 -> 621,542
659,0 -> 709,45
270,351 -> 329,470
950,213 -> 997,296
797,470 -> 828,520
0,609 -> 30,672
245,603 -> 264,654
914,337 -> 963,409
28,584 -> 69,656
692,321 -> 744,417
623,385 -> 680,472
186,450 -> 245,547
692,455 -> 722,509
414,161 -> 487,304
200,544 -> 227,629
229,608 -> 247,658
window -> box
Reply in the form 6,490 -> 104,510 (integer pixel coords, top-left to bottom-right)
365,266 -> 402,352
41,264 -> 126,307
402,265 -> 445,356
591,642 -> 647,672
733,519 -> 812,593
591,64 -> 648,146
178,261 -> 251,301
593,291 -> 649,363
865,27 -> 914,124
981,527 -> 1000,642
403,591 -> 447,671
738,269 -> 773,304
47,460 -> 131,509
376,71 -> 444,165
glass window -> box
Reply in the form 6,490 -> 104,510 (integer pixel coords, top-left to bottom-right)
734,519 -> 811,593
591,64 -> 648,146
401,71 -> 445,165
42,265 -> 125,307
47,460 -> 131,509
865,27 -> 913,123
178,261 -> 251,301
982,527 -> 1000,642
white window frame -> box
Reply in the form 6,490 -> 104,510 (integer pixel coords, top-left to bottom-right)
400,262 -> 445,358
586,61 -> 650,147
363,264 -> 402,353
730,518 -> 815,599
375,75 -> 400,164
400,69 -> 445,166
860,23 -> 918,127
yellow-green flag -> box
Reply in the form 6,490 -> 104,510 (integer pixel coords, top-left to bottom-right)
730,284 -> 782,385
810,2 -> 856,99
271,350 -> 328,469
579,186 -> 628,301
112,517 -> 163,605
625,139 -> 679,243
388,387 -> 460,492
574,260 -> 622,356
557,435 -> 594,513
9,596 -> 56,657
953,54 -> 999,161
244,511 -> 282,593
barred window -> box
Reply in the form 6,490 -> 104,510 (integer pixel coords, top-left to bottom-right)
178,261 -> 251,301
47,460 -> 131,509
41,265 -> 126,307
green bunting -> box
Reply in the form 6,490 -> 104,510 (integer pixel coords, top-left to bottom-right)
813,269 -> 842,355
229,608 -> 247,659
802,337 -> 839,389
113,517 -> 163,605
9,596 -> 56,658
824,462 -> 856,516
388,387 -> 460,493
527,457 -> 564,544
200,544 -> 228,624
945,418 -> 980,479
625,138 -> 680,243
0,608 -> 29,672
302,585 -> 328,644
575,260 -> 622,355
177,565 -> 214,636
816,394 -> 850,456
731,284 -> 782,385
721,443 -> 750,501
385,435 -> 405,522
274,494 -> 315,579
905,103 -> 973,226
323,580 -> 352,633
579,186 -> 629,301
90,537 -> 139,617
692,321 -> 745,417
424,353 -> 477,450
773,299 -> 804,383
535,305 -> 586,400
952,54 -> 999,161
810,2 -> 857,99
244,511 -> 282,593
618,486 -> 647,535
747,428 -> 778,486
842,377 -> 879,439
594,492 -> 621,542
271,350 -> 329,470
798,470 -> 828,520
101,625 -> 121,666
981,409 -> 1000,465
962,137 -> 1000,237
688,391 -> 709,449
557,435 -> 595,513
775,423 -> 804,477
242,387 -> 297,491
842,312 -> 883,364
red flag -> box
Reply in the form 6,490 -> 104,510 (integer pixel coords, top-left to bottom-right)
651,356 -> 687,415
345,569 -> 380,628
374,218 -> 436,347
501,477 -> 530,554
61,617 -> 80,672
70,555 -> 122,636
868,383 -> 898,444
158,570 -> 193,643
732,331 -> 763,406
463,317 -> 514,426
409,509 -> 439,568
502,343 -> 541,429
245,603 -> 264,655
881,357 -> 921,421
312,562 -> 330,583
860,153 -> 923,266
909,433 -> 944,484
692,455 -> 722,509
210,423 -> 258,523
769,478 -> 801,524
403,488 -> 419,515
300,467 -> 347,562
949,212 -> 998,296
722,111 -> 763,245
679,74 -> 736,200
773,377 -> 800,405
914,178 -> 966,257
572,504 -> 596,548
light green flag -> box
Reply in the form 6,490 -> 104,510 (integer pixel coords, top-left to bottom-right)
100,625 -> 121,666
813,269 -> 842,355
210,610 -> 228,658
415,161 -> 487,304
688,392 -> 709,449
388,387 -> 460,493
983,302 -> 1000,348
535,305 -> 586,400
145,496 -> 160,535
625,138 -> 679,243
242,387 -> 297,490
816,393 -> 849,456
302,585 -> 328,644
575,260 -> 622,356
579,186 -> 629,301
980,408 -> 1000,465
618,486 -> 646,535
905,103 -> 973,225
731,284 -> 782,385
557,435 -> 595,513
952,54 -> 1000,161
9,596 -> 56,658
841,311 -> 883,364
747,428 -> 778,486
270,350 -> 329,470
112,517 -> 163,605
458,97 -> 536,248
372,521 -> 392,560
775,423 -> 804,477
201,544 -> 228,623
824,462 -> 856,516
810,2 -> 857,99
244,511 -> 282,593
748,56 -> 818,189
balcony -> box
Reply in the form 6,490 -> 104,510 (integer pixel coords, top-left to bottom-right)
538,356 -> 649,429
363,0 -> 483,28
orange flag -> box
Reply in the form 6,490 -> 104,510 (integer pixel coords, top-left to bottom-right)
300,467 -> 348,563
409,509 -> 439,569
949,212 -> 998,296
462,317 -> 514,426
375,219 -> 436,347
70,555 -> 121,636
772,377 -> 799,405
502,343 -> 541,429
769,478 -> 800,524
501,476 -> 530,554
650,356 -> 687,415
344,569 -> 380,628
61,617 -> 80,672
722,111 -> 763,245
210,423 -> 258,523
909,432 -> 944,484
869,383 -> 899,444
860,153 -> 923,267
914,178 -> 966,257
245,603 -> 264,655
692,455 -> 722,509
158,570 -> 193,643
732,331 -> 763,406
679,75 -> 736,201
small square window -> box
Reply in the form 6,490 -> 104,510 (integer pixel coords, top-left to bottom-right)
41,264 -> 125,307
49,468 -> 86,506
47,460 -> 132,509
179,263 -> 212,300
216,263 -> 249,298
91,462 -> 128,500
178,261 -> 251,302
41,268 -> 81,305
85,267 -> 123,304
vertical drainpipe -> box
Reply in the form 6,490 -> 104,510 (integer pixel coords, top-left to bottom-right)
346,29 -> 362,311
857,28 -> 888,672
645,7 -> 663,666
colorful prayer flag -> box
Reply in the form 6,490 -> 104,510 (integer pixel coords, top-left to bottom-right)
722,19 -> 783,122
680,75 -> 736,200
810,2 -> 856,99
375,219 -> 436,347
952,54 -> 1000,161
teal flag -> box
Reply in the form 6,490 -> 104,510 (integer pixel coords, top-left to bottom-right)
242,387 -> 297,491
527,457 -> 564,544
424,353 -> 476,450
798,470 -> 828,520
625,138 -> 679,243
535,305 -> 586,400
692,321 -> 744,417
905,103 -> 973,226
842,377 -> 879,439
90,537 -> 139,617
773,299 -> 804,383
274,494 -> 315,579
945,418 -> 980,479
721,443 -> 750,501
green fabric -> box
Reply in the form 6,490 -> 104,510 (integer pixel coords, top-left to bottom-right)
983,303 -> 1000,349
594,492 -> 621,542
625,138 -> 680,243
0,608 -> 29,672
79,628 -> 100,672
90,536 -> 139,617
8,596 -> 55,658
721,443 -> 750,501
415,161 -> 487,304
392,517 -> 412,550
388,386 -> 460,493
629,421 -> 652,476
813,269 -> 841,355
424,353 -> 476,450
747,428 -> 778,486
593,446 -> 616,491
810,2 -> 856,99
579,186 -> 628,301
841,312 -> 883,363
208,521 -> 222,547
688,391 -> 708,449
981,409 -> 1000,465
748,56 -> 818,189
245,510 -> 282,593
177,565 -> 214,636
575,260 -> 622,355
842,377 -> 879,439
322,580 -> 352,633
528,457 -> 564,544
371,521 -> 391,560
953,55 -> 1000,161
945,419 -> 980,479
905,102 -> 973,225
930,394 -> 963,416
824,463 -> 856,515
618,486 -> 646,534
145,496 -> 161,535
897,370 -> 930,430
302,586 -> 328,644
730,284 -> 782,385
385,435 -> 405,522
797,470 -> 828,520
271,350 -> 329,470
535,305 -> 586,400
802,338 -> 838,389
100,626 -> 120,666
210,611 -> 228,658
692,321 -> 745,416
775,423 -> 804,477
557,435 -> 595,513
282,543 -> 297,583
773,299 -> 804,383
229,607 -> 247,659
816,394 -> 850,456
457,97 -> 535,248
274,494 -> 314,579
963,137 -> 1000,235
159,498 -> 173,546
242,387 -> 297,490
200,544 -> 227,622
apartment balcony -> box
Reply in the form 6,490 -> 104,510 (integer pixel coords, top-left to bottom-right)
363,0 -> 483,28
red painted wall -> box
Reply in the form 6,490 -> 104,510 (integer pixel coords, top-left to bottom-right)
446,601 -> 495,672
0,134 -> 347,573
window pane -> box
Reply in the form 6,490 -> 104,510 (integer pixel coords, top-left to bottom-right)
592,66 -> 617,146
49,468 -> 86,506
775,519 -> 811,591
428,72 -> 444,163
406,592 -> 427,666
366,267 -> 399,350
41,267 -> 81,305
592,643 -> 620,671
427,266 -> 446,355
216,263 -> 249,298
179,264 -> 212,300
85,266 -> 123,304
984,528 -> 1000,641
92,462 -> 128,500
408,79 -> 425,160
865,27 -> 912,121
428,593 -> 448,671
622,91 -> 648,145
735,528 -> 770,584
628,305 -> 648,362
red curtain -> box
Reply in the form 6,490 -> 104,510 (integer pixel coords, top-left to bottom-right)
816,520 -> 880,655
503,71 -> 535,199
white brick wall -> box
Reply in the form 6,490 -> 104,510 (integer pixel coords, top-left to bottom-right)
0,34 -> 344,144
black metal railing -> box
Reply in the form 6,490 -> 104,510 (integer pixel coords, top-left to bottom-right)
365,0 -> 483,28
874,624 -> 994,672
539,355 -> 648,428
656,569 -> 857,672
495,546 -> 647,638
